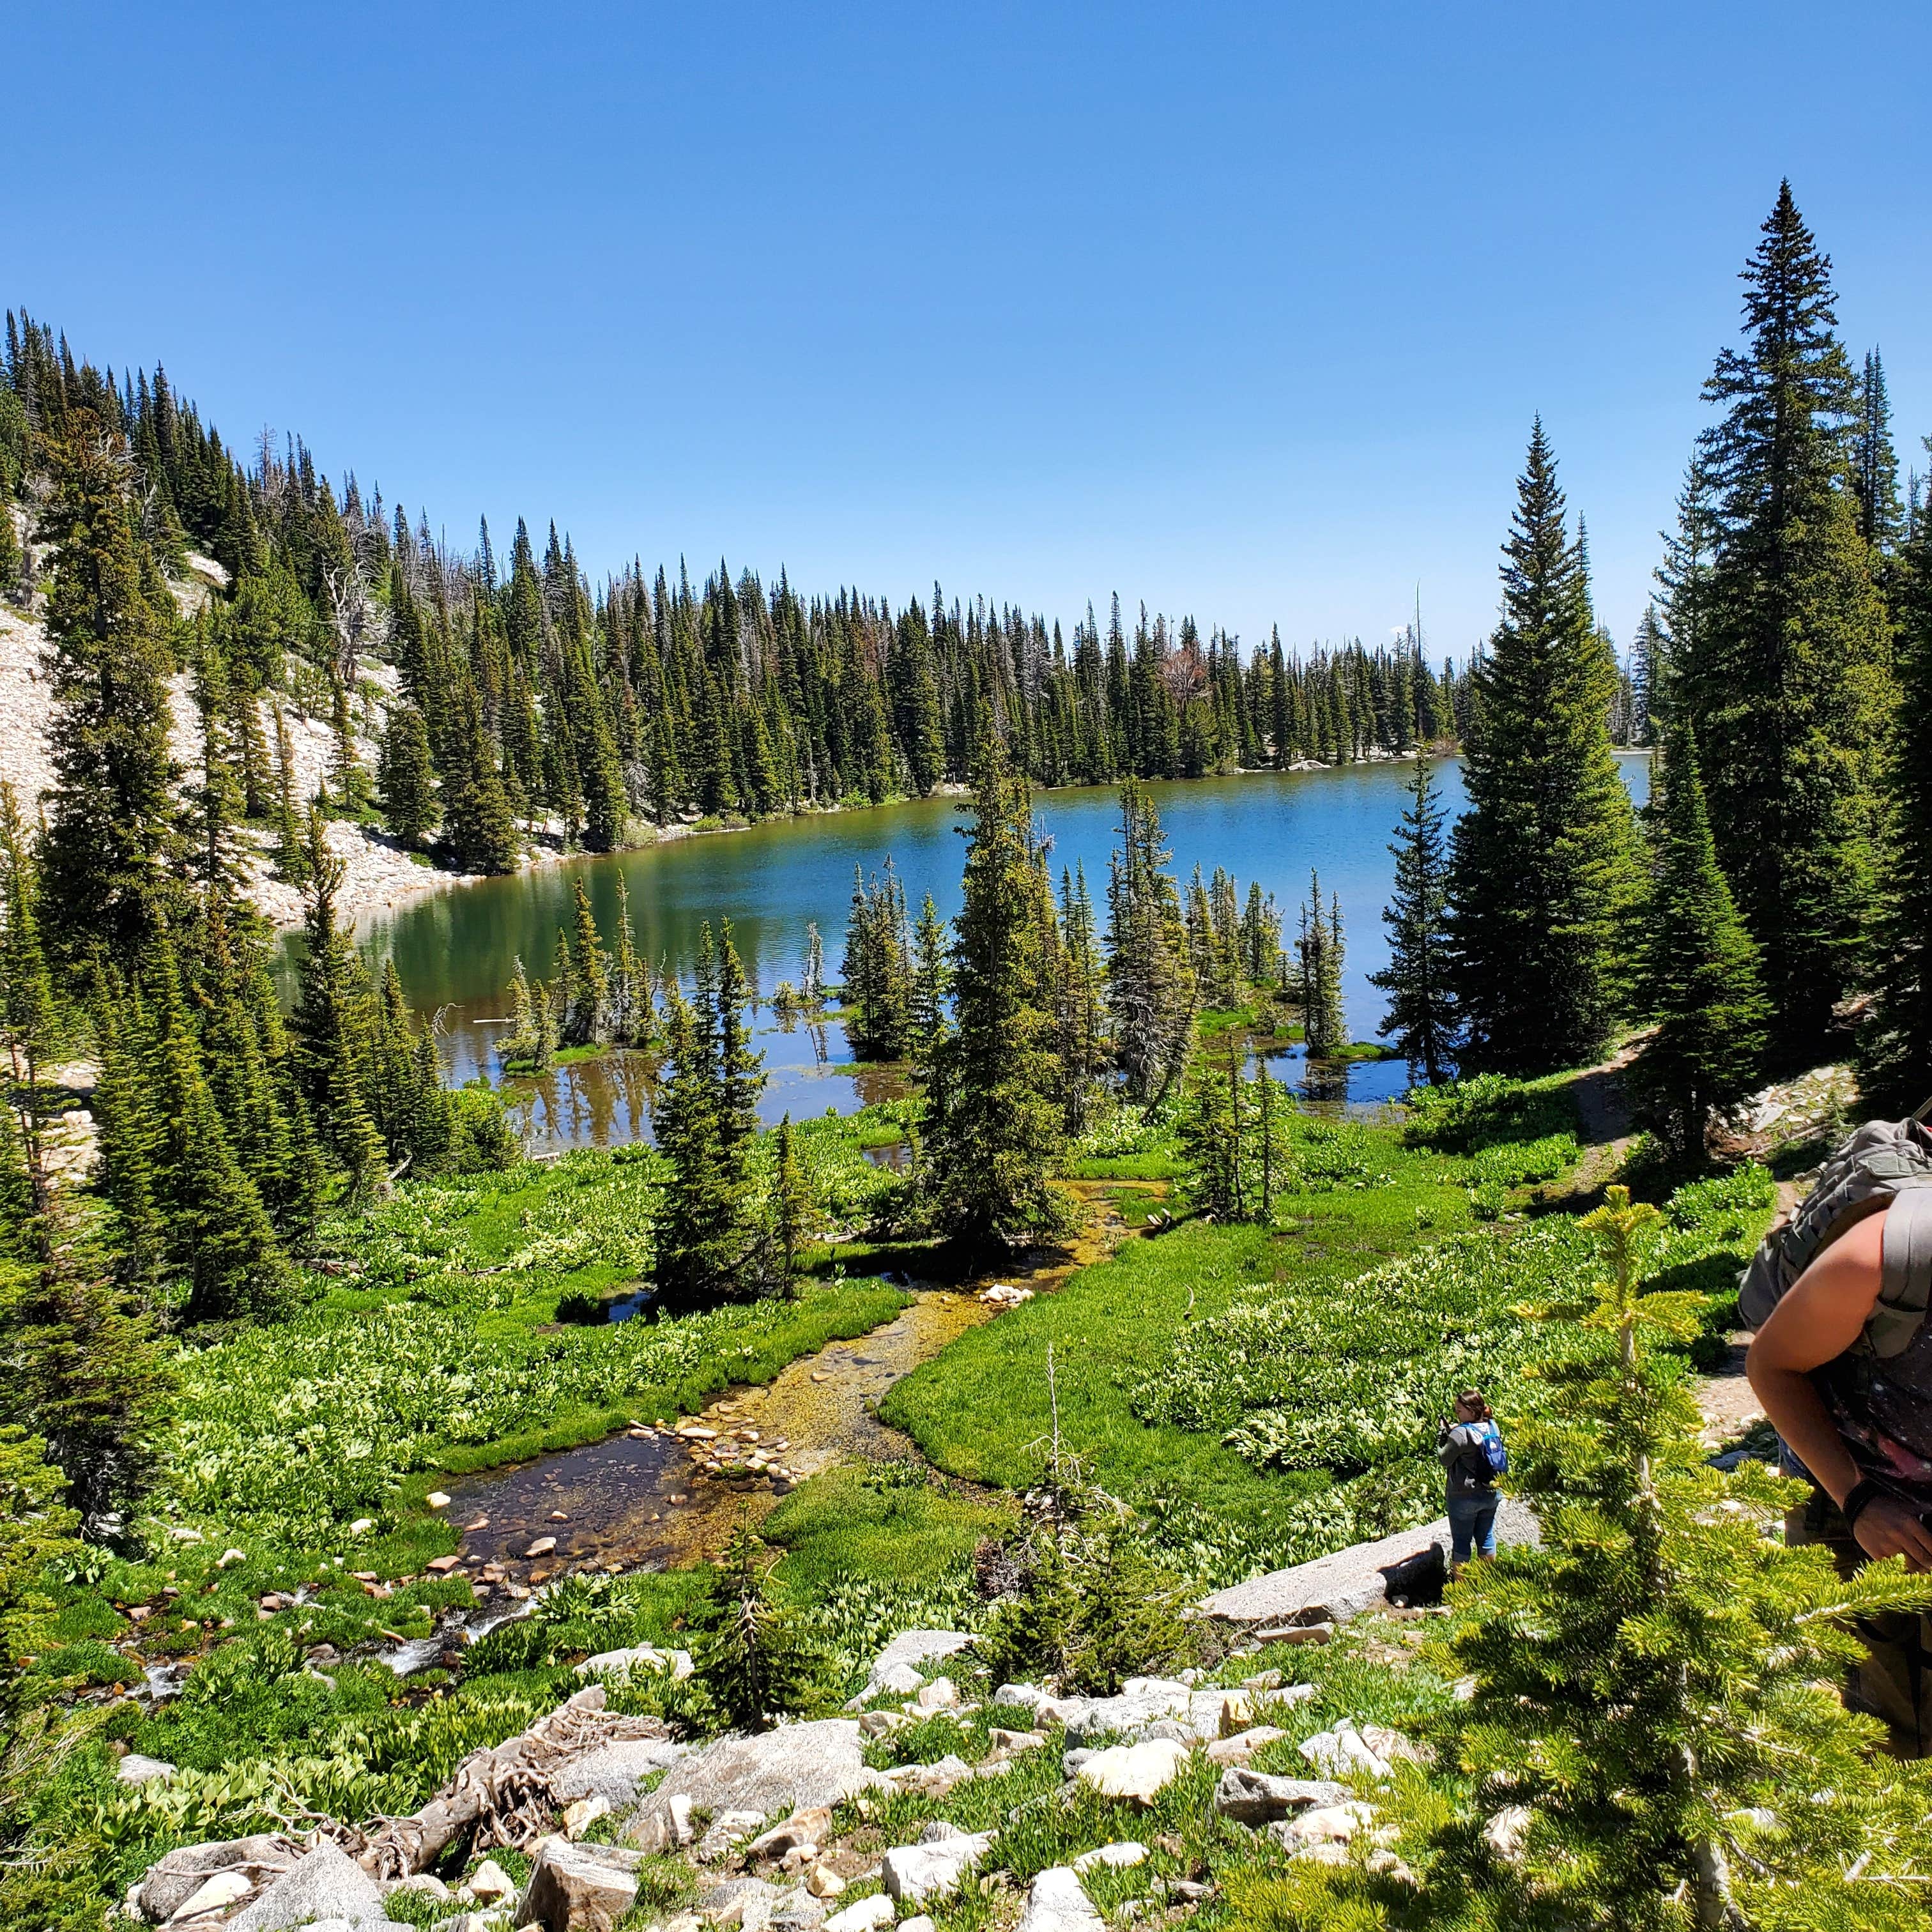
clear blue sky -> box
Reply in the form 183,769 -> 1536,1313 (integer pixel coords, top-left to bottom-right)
6,1 -> 1927,660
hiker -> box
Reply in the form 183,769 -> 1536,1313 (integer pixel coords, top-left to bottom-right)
1438,1388 -> 1506,1574
1746,1142 -> 1932,1754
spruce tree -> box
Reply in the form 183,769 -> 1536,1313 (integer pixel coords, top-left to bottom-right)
1055,864 -> 1106,1135
562,877 -> 610,1046
1104,779 -> 1195,1104
652,978 -> 719,1312
288,809 -> 384,1196
36,410 -> 181,965
0,788 -> 61,1223
1629,720 -> 1769,1165
770,1114 -> 816,1293
1445,422 -> 1639,1075
1370,752 -> 1459,1084
909,892 -> 952,1084
377,702 -> 437,849
1858,479 -> 1932,1114
928,735 -> 1067,1246
1685,184 -> 1892,1045
1296,872 -> 1347,1061
691,1515 -> 818,1731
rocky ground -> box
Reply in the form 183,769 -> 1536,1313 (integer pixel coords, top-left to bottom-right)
117,1601 -> 1443,1932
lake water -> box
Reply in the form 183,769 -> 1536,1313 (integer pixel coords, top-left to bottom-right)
356,756 -> 1651,1150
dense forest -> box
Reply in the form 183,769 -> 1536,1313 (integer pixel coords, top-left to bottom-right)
0,321 -> 1499,881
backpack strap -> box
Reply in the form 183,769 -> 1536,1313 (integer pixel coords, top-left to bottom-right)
1871,1184 -> 1932,1359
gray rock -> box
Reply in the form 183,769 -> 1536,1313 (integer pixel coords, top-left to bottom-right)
551,1738 -> 690,1806
851,1630 -> 975,1705
700,1878 -> 783,1928
514,1838 -> 638,1930
992,1682 -> 1047,1712
1197,1498 -> 1537,1628
228,1841 -> 389,1931
1031,1676 -> 1193,1744
116,1753 -> 176,1786
1213,1767 -> 1349,1825
431,1916 -> 510,1932
638,1721 -> 877,1832
880,1830 -> 993,1903
899,1918 -> 936,1932
574,1644 -> 694,1683
1016,1868 -> 1104,1932
821,1897 -> 895,1932
138,1836 -> 300,1922
769,1891 -> 828,1932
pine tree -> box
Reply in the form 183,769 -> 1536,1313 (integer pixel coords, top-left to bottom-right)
1854,346 -> 1903,557
1685,185 -> 1892,1045
36,410 -> 181,965
1370,752 -> 1459,1084
0,788 -> 61,1225
1259,1188 -> 1932,1928
928,735 -> 1067,1246
1445,422 -> 1639,1075
1629,721 -> 1770,1165
288,809 -> 384,1196
910,892 -> 952,1090
1179,1034 -> 1252,1221
1055,864 -> 1106,1135
1296,872 -> 1347,1061
1105,780 -> 1195,1104
691,1515 -> 818,1731
1858,482 -> 1932,1114
377,702 -> 437,849
770,1114 -> 816,1293
562,877 -> 610,1046
270,702 -> 309,887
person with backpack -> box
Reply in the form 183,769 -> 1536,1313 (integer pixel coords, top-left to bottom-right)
1744,1110 -> 1932,1752
1438,1388 -> 1506,1574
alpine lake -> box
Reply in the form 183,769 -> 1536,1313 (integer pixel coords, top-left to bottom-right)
346,755 -> 1653,1151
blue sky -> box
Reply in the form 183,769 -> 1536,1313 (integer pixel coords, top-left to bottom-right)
6,1 -> 1927,659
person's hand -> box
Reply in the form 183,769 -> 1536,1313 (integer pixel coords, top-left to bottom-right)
1852,1495 -> 1932,1571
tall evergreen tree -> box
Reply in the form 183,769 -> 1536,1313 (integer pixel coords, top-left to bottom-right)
1104,780 -> 1194,1104
1370,752 -> 1459,1084
377,702 -> 437,849
1445,422 -> 1639,1075
1859,475 -> 1932,1114
928,735 -> 1066,1246
37,411 -> 181,965
1629,720 -> 1769,1165
1683,184 -> 1892,1044
1296,872 -> 1347,1061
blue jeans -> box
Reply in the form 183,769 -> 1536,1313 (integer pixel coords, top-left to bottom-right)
1448,1491 -> 1498,1565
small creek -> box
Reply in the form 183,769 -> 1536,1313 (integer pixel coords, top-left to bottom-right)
441,1186 -> 1133,1590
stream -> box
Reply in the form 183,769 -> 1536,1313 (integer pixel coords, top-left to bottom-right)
437,1186 -> 1135,1597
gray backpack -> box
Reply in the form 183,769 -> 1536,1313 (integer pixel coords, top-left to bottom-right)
1738,1110 -> 1932,1358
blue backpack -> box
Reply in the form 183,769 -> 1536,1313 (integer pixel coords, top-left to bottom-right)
1478,1422 -> 1508,1478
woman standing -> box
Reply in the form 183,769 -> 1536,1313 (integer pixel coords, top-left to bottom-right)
1438,1388 -> 1505,1575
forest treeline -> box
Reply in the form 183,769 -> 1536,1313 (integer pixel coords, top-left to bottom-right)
1,307 -> 1523,882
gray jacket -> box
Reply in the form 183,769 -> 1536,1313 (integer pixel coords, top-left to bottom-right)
1438,1420 -> 1496,1499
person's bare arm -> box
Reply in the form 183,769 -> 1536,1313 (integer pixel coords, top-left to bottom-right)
1747,1208 -> 1932,1569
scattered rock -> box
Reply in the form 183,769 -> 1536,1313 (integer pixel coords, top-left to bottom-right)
468,1862 -> 517,1903
804,1866 -> 845,1899
880,1829 -> 993,1904
1185,1687 -> 1251,1738
988,1728 -> 1046,1754
562,1796 -> 611,1839
1206,1727 -> 1285,1767
1016,1867 -> 1105,1932
1029,1676 -> 1193,1744
117,1753 -> 176,1786
574,1643 -> 695,1685
1075,1738 -> 1191,1805
881,1754 -> 974,1798
898,1918 -> 935,1932
624,1793 -> 695,1854
911,1676 -> 958,1712
427,1492 -> 452,1509
852,1630 -> 976,1705
1297,1720 -> 1415,1782
1257,1623 -> 1334,1648
1071,1843 -> 1147,1873
857,1710 -> 910,1739
139,1838 -> 301,1924
1213,1768 -> 1349,1825
700,1878 -> 782,1929
171,1871 -> 256,1920
390,1874 -> 453,1903
218,1548 -> 247,1568
525,1538 -> 558,1559
747,1809 -> 832,1862
515,1837 -> 638,1931
641,1719 -> 878,1823
698,1811 -> 771,1862
1271,1801 -> 1376,1848
228,1841 -> 389,1931
821,1896 -> 895,1932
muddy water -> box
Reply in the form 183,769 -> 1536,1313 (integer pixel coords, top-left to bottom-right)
443,1184 -> 1135,1590
445,1287 -> 993,1583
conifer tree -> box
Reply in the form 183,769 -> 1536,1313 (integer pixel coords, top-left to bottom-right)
842,862 -> 912,1060
1684,185 -> 1892,1043
270,702 -> 309,887
37,410 -> 181,965
608,877 -> 649,1046
770,1114 -> 816,1293
562,877 -> 610,1046
691,1515 -> 818,1731
1445,422 -> 1639,1075
1629,720 -> 1769,1165
1179,1035 -> 1252,1221
1105,780 -> 1194,1103
928,735 -> 1066,1246
0,788 -> 61,1224
1370,752 -> 1459,1084
1296,872 -> 1347,1060
1858,477 -> 1932,1114
1261,1188 -> 1932,1928
288,809 -> 384,1196
1055,864 -> 1106,1135
377,702 -> 437,849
